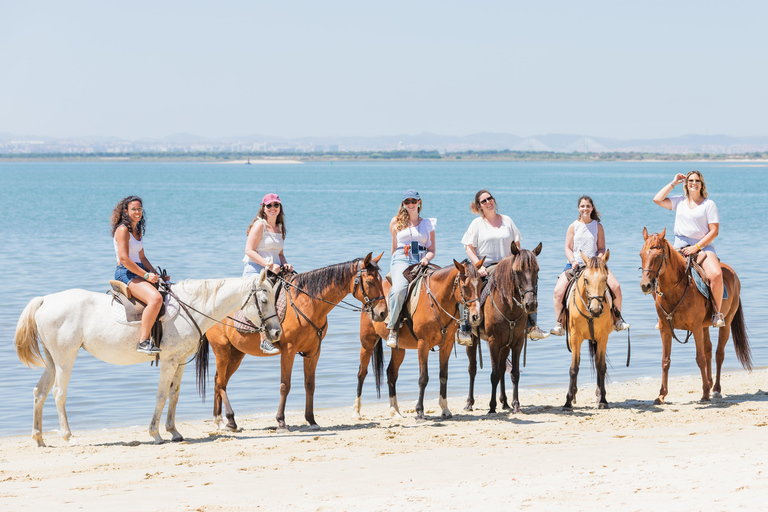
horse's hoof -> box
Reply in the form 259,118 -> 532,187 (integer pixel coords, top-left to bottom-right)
654,398 -> 665,405
67,438 -> 79,446
713,391 -> 722,399
307,424 -> 321,431
276,426 -> 289,434
598,403 -> 610,410
501,404 -> 511,411
153,438 -> 166,445
512,406 -> 522,414
700,397 -> 711,403
463,402 -> 474,411
562,406 -> 573,412
224,424 -> 238,432
441,412 -> 453,420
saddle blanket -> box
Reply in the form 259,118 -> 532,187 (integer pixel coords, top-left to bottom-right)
384,276 -> 424,325
111,292 -> 180,326
691,266 -> 728,301
232,283 -> 287,334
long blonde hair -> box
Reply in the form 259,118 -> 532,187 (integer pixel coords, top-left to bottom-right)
395,200 -> 422,231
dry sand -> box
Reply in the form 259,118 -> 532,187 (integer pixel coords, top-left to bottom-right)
1,370 -> 766,512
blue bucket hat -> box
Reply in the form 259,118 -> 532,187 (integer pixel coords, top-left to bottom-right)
402,189 -> 420,201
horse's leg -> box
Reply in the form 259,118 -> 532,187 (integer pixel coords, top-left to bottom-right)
713,324 -> 730,398
499,345 -> 511,410
387,348 -> 406,418
50,349 -> 79,445
596,336 -> 609,409
509,343 -> 523,413
702,328 -> 714,394
219,345 -> 246,431
487,340 -> 500,414
564,336 -> 583,410
438,339 -> 453,419
164,363 -> 186,441
415,342 -> 430,420
464,337 -> 478,411
303,350 -> 321,429
276,349 -> 297,432
355,330 -> 376,419
656,327 -> 673,405
692,327 -> 712,402
32,345 -> 56,447
149,362 -> 179,443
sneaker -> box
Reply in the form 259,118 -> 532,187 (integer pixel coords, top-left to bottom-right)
456,329 -> 473,347
260,338 -> 280,355
712,312 -> 725,328
137,339 -> 154,355
550,323 -> 565,336
386,329 -> 399,349
614,320 -> 630,332
655,320 -> 660,330
527,326 -> 550,340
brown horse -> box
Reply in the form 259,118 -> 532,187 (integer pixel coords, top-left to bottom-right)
355,259 -> 484,420
196,253 -> 387,431
563,251 -> 613,410
464,243 -> 543,414
639,228 -> 751,403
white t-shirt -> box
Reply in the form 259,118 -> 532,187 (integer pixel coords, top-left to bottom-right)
669,195 -> 719,240
395,218 -> 436,249
461,215 -> 521,264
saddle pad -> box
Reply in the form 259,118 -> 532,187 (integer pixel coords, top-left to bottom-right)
691,266 -> 728,300
384,276 -> 424,325
111,291 -> 180,326
231,283 -> 287,334
479,275 -> 493,309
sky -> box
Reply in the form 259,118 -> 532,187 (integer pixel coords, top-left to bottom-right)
1,1 -> 767,140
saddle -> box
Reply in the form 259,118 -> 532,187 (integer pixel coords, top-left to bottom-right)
560,267 -> 617,323
108,280 -> 180,348
685,251 -> 728,302
231,280 -> 288,334
384,263 -> 438,327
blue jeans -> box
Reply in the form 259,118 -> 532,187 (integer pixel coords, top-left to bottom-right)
243,260 -> 265,277
115,263 -> 145,284
387,249 -> 419,330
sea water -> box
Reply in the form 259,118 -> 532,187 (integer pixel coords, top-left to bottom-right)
0,160 -> 765,436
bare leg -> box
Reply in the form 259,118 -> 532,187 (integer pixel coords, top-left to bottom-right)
552,272 -> 568,324
128,280 -> 163,342
702,253 -> 724,313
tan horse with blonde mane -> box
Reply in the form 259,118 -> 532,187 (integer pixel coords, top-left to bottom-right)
563,250 -> 613,410
639,228 -> 750,404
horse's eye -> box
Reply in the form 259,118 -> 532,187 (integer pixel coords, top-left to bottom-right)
260,294 -> 268,303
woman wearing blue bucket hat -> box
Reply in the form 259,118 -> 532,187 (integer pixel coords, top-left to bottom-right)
386,189 -> 436,348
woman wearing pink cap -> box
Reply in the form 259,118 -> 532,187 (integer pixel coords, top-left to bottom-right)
242,193 -> 292,354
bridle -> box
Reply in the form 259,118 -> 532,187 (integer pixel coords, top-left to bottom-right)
571,269 -> 608,345
351,262 -> 385,318
424,269 -> 480,344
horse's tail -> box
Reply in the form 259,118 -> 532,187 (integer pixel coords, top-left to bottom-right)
15,296 -> 45,368
195,334 -> 210,401
372,336 -> 384,399
730,298 -> 752,371
588,339 -> 597,373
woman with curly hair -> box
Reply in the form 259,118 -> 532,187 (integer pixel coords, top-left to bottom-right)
385,189 -> 436,348
111,195 -> 168,355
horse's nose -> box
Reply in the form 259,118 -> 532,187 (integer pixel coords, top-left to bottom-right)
268,327 -> 282,342
640,282 -> 651,294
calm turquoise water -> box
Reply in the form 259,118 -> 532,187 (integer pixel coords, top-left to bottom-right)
1,161 -> 766,437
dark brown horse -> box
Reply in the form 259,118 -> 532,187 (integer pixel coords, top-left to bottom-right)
464,243 -> 542,414
563,251 -> 612,410
639,228 -> 751,403
355,260 -> 483,420
196,253 -> 387,431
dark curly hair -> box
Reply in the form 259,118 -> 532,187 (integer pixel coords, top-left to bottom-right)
110,196 -> 145,238
576,195 -> 601,223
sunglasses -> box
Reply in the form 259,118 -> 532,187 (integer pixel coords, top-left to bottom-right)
687,179 -> 701,183
403,199 -> 419,205
479,196 -> 494,205
264,202 -> 281,209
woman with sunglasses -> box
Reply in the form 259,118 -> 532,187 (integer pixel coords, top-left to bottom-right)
243,193 -> 293,354
550,195 -> 629,336
461,189 -> 549,343
385,189 -> 436,348
111,195 -> 169,355
653,170 -> 725,327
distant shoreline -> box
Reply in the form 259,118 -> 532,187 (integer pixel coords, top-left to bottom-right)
2,150 -> 768,164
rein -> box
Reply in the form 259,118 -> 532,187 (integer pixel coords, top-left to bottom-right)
425,269 -> 478,346
641,242 -> 693,344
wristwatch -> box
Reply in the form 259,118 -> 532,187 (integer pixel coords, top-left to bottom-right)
143,272 -> 150,280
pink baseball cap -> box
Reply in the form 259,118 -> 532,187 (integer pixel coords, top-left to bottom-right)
261,193 -> 281,205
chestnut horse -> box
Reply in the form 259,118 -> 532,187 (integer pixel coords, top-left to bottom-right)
355,259 -> 483,420
639,228 -> 751,403
196,253 -> 387,432
563,251 -> 612,410
463,243 -> 543,414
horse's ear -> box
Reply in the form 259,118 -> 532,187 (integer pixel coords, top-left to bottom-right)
661,228 -> 666,239
453,259 -> 466,272
580,250 -> 590,265
602,249 -> 610,263
475,257 -> 486,269
642,227 -> 649,240
373,252 -> 384,264
510,243 -> 520,255
258,269 -> 267,287
533,242 -> 542,256
363,252 -> 372,267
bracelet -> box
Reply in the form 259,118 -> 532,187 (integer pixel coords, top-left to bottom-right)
143,272 -> 150,280
695,243 -> 702,251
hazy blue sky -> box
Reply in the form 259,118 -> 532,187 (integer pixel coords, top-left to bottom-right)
2,1 -> 766,139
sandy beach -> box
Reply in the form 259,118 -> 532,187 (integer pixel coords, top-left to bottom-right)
1,369 -> 766,512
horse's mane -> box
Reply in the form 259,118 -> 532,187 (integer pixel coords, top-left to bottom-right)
293,258 -> 376,297
584,256 -> 607,271
494,249 -> 538,292
174,277 -> 230,308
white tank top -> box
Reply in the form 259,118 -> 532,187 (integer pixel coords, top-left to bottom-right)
571,220 -> 599,265
114,231 -> 143,264
242,219 -> 285,265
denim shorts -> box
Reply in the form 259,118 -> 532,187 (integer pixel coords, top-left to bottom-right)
115,262 -> 145,284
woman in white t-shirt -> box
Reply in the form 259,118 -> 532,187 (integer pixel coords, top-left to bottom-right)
550,196 -> 629,335
653,170 -> 724,327
385,189 -> 436,348
243,192 -> 293,354
462,189 -> 549,341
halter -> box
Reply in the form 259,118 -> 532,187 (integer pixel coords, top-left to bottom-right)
572,274 -> 608,345
352,261 -> 385,318
424,270 -> 479,344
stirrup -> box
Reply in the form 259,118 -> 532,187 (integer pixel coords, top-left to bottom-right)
712,312 -> 725,328
137,339 -> 154,355
527,326 -> 550,340
456,329 -> 473,347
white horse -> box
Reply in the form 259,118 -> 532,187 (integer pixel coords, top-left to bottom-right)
15,271 -> 281,446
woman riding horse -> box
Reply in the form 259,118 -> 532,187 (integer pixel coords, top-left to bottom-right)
652,170 -> 725,328
111,196 -> 169,355
551,196 -> 629,336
